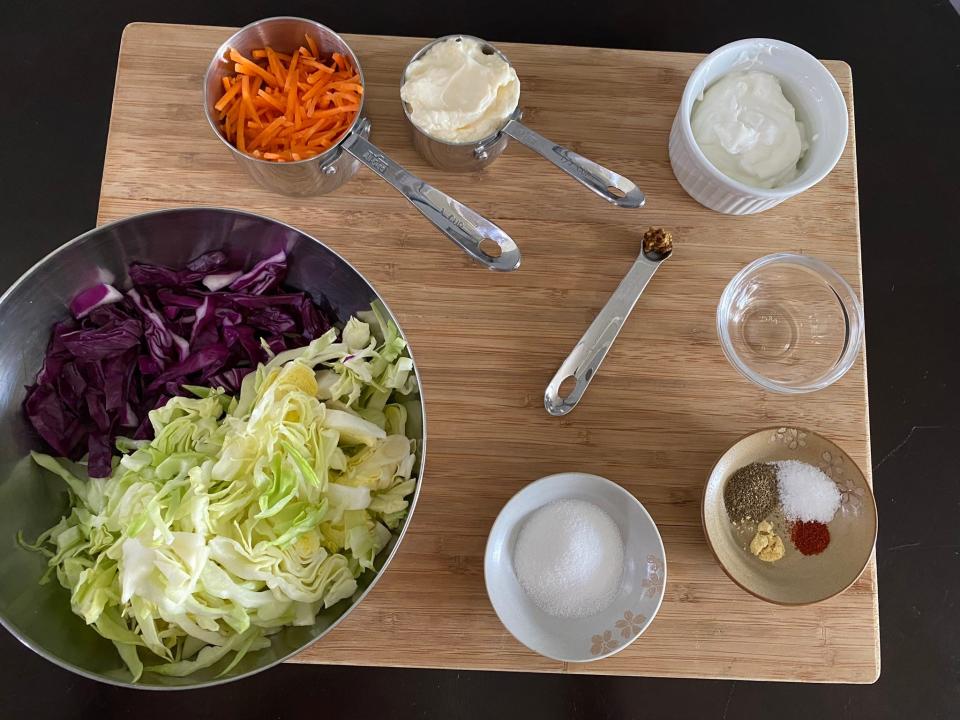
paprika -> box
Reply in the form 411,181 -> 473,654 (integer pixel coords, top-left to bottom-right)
790,520 -> 830,555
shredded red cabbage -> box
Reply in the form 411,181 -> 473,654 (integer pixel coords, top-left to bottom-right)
23,250 -> 333,477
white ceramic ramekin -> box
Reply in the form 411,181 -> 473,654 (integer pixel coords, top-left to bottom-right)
669,38 -> 849,215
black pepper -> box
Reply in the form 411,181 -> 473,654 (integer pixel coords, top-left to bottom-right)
724,462 -> 778,523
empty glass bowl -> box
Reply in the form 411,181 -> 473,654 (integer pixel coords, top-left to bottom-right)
716,253 -> 864,393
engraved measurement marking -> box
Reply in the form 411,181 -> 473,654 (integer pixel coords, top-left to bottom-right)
554,150 -> 593,180
423,189 -> 470,233
438,208 -> 467,232
361,150 -> 389,174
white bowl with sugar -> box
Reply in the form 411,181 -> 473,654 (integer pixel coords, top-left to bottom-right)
484,472 -> 666,662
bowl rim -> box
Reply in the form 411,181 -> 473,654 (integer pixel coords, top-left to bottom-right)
201,16 -> 367,167
484,471 -> 667,663
0,206 -> 427,689
700,425 -> 878,606
678,37 -> 849,199
715,252 -> 865,394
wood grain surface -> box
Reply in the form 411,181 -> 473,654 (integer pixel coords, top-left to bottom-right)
97,22 -> 877,682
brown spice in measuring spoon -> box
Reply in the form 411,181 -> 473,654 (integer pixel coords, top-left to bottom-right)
643,227 -> 674,259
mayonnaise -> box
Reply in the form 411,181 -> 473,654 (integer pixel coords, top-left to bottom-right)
691,70 -> 808,188
401,37 -> 520,143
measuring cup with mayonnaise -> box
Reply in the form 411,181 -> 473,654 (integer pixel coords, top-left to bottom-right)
401,35 -> 644,208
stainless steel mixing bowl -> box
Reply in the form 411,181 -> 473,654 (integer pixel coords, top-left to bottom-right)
0,207 -> 425,689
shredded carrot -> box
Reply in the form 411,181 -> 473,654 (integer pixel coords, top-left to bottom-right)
265,47 -> 284,86
302,58 -> 335,73
248,116 -> 288,151
236,94 -> 247,153
230,50 -> 278,85
256,89 -> 285,112
216,38 -> 361,161
284,50 -> 300,93
214,80 -> 242,112
241,75 -> 261,128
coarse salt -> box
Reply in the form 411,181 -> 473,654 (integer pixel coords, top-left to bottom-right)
512,499 -> 624,618
775,460 -> 841,523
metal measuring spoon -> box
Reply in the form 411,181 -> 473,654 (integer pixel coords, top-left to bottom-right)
544,228 -> 674,416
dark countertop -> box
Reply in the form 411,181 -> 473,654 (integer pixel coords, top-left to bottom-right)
3,1 -> 958,717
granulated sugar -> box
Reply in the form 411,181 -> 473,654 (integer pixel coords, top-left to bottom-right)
775,460 -> 841,523
512,499 -> 624,618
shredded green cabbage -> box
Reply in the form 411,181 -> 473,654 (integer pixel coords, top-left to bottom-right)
25,304 -> 418,681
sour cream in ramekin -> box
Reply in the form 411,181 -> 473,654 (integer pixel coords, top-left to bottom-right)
691,70 -> 808,189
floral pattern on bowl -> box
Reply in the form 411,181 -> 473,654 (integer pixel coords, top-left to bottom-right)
641,554 -> 665,599
590,608 -> 653,656
771,427 -> 807,449
615,610 -> 647,638
818,449 -> 845,479
589,554 -> 664,656
590,630 -> 617,655
836,477 -> 865,518
817,448 -> 862,517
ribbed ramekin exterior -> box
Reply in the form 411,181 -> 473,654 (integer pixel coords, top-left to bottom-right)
668,112 -> 787,215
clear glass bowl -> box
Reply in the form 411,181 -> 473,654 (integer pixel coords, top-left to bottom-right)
716,253 -> 864,393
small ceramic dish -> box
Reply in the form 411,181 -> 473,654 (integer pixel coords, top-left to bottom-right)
702,427 -> 877,605
669,38 -> 849,215
485,472 -> 666,662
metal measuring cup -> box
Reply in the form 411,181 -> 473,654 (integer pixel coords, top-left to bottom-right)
401,35 -> 645,208
203,18 -> 520,271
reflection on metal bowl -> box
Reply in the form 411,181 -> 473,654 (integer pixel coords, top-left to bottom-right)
0,207 -> 425,689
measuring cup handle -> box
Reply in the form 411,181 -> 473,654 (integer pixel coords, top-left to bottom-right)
544,254 -> 663,416
502,119 -> 644,209
342,129 -> 520,271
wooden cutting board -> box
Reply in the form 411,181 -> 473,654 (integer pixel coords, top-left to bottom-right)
98,22 -> 878,682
